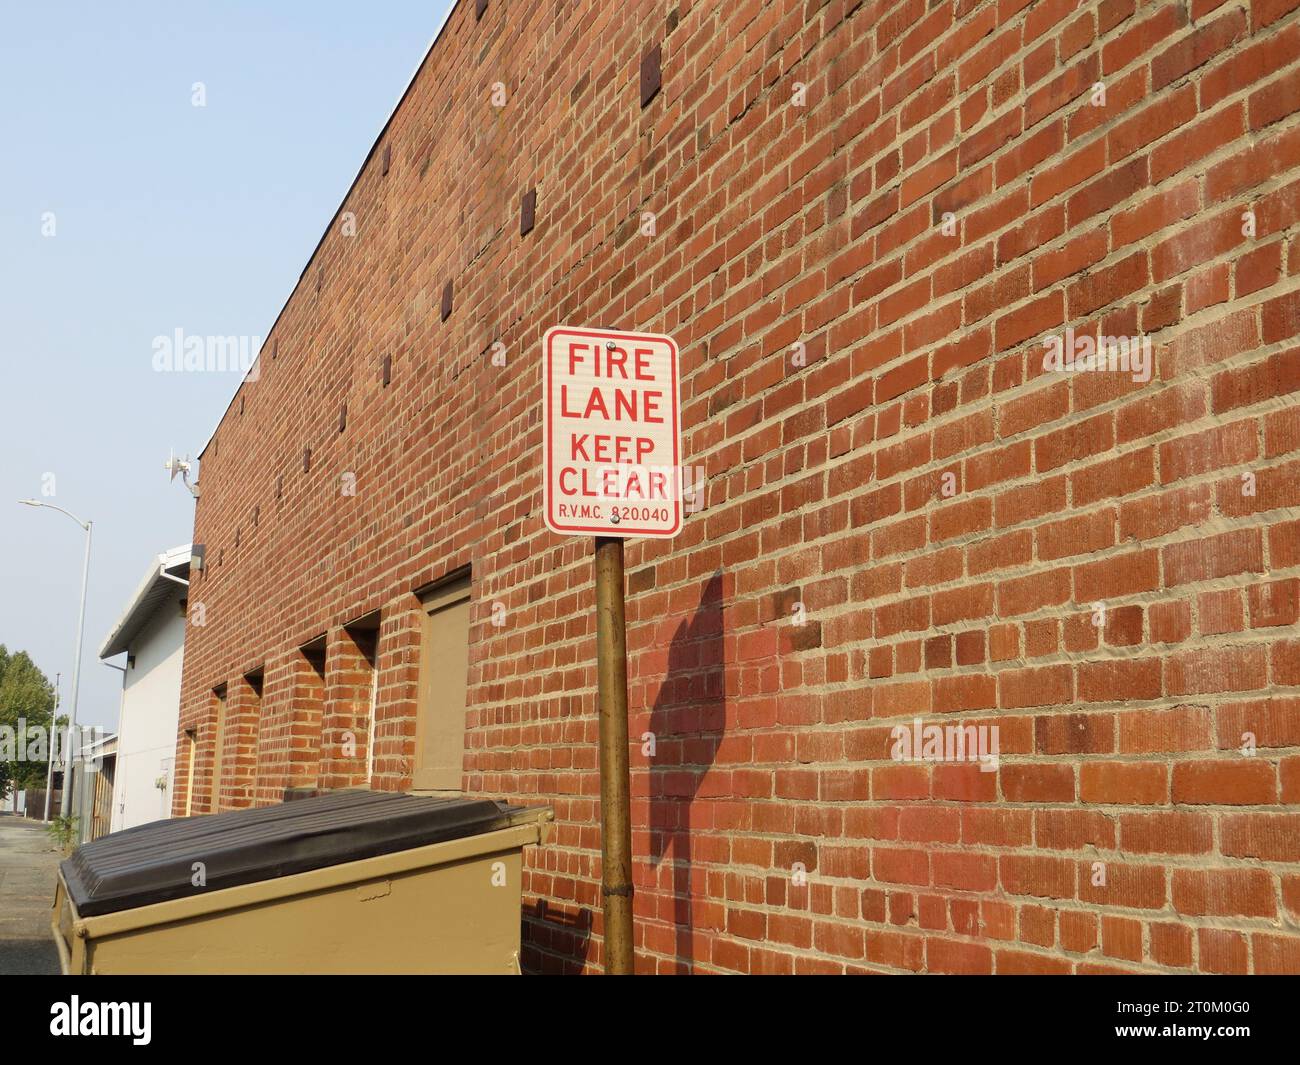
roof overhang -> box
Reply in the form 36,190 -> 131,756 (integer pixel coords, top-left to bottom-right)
98,545 -> 192,659
77,732 -> 118,759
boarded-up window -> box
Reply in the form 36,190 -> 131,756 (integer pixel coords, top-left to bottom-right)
412,574 -> 471,792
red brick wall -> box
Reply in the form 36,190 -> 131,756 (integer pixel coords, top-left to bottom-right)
176,0 -> 1300,973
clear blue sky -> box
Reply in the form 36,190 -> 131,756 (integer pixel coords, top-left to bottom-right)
0,0 -> 453,729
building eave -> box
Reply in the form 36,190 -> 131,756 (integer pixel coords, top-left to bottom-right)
98,545 -> 193,660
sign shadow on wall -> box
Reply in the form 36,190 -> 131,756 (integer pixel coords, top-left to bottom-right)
648,570 -> 726,973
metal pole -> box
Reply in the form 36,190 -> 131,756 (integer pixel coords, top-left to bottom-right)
594,535 -> 634,974
60,521 -> 92,819
42,675 -> 59,821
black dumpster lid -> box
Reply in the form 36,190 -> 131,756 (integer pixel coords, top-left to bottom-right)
62,791 -> 532,917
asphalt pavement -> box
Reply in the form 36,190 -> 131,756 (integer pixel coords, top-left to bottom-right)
0,813 -> 62,974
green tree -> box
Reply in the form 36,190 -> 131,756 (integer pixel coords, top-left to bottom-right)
0,645 -> 57,799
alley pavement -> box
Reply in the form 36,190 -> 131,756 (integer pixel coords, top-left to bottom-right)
0,814 -> 61,974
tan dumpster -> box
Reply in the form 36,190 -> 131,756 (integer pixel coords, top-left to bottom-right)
52,791 -> 552,975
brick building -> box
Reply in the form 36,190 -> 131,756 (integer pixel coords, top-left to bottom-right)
176,0 -> 1300,974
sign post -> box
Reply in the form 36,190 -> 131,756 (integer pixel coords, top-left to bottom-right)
593,534 -> 633,974
543,325 -> 682,975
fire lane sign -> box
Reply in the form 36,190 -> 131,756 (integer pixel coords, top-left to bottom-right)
543,325 -> 682,539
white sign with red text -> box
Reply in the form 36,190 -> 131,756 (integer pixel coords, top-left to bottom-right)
543,325 -> 682,539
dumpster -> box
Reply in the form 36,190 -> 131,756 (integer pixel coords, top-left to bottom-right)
51,790 -> 553,974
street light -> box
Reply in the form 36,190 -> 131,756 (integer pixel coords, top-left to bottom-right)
18,500 -> 93,819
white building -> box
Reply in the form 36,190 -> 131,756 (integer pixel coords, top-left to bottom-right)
97,545 -> 190,833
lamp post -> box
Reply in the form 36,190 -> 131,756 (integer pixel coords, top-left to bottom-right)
18,500 -> 92,819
